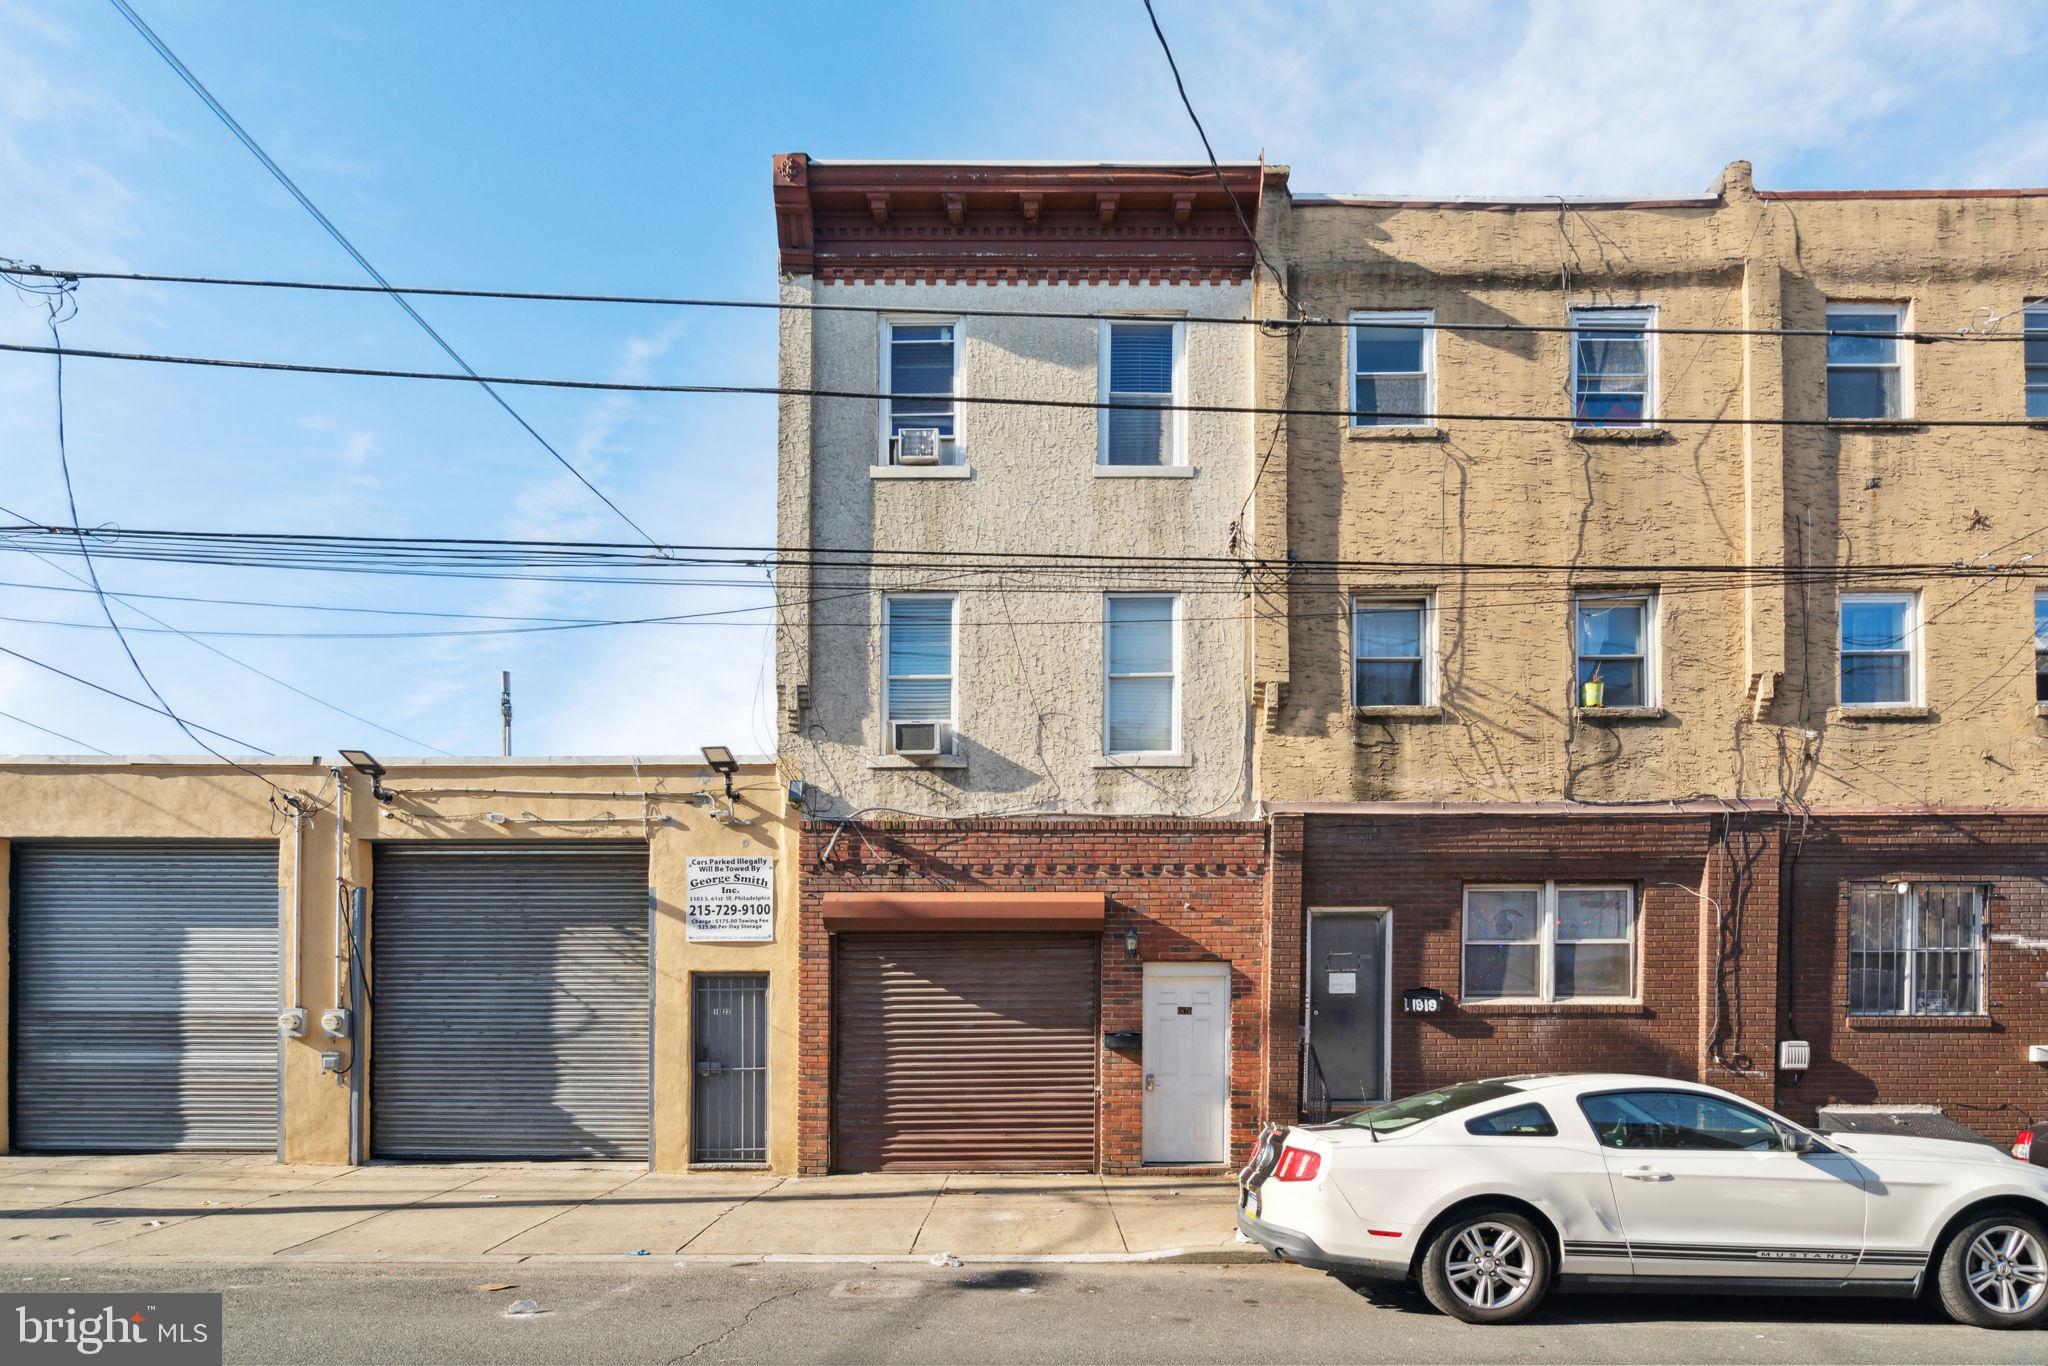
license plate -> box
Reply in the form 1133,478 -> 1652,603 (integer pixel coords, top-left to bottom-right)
1241,1188 -> 1260,1218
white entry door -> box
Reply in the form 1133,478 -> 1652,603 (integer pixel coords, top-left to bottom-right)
1141,962 -> 1230,1163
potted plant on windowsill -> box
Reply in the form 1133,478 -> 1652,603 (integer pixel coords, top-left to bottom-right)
1579,667 -> 1605,709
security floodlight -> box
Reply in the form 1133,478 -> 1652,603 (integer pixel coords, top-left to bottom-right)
338,749 -> 393,804
701,745 -> 739,800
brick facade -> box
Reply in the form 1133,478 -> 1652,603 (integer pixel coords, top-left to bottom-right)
797,819 -> 1269,1175
1273,809 -> 1785,1111
1779,813 -> 2048,1140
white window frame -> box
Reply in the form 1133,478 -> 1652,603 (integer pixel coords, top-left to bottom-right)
1568,306 -> 1657,429
1847,882 -> 1987,1018
1838,590 -> 1921,708
1825,302 -> 1911,421
1350,595 -> 1435,707
1097,317 -> 1187,466
1102,592 -> 1182,758
1348,309 -> 1435,429
1573,591 -> 1658,708
2026,301 -> 2048,420
2036,590 -> 2047,704
877,317 -> 964,466
881,593 -> 958,752
1462,882 -> 1638,1004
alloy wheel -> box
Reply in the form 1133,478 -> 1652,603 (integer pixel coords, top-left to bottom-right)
1965,1225 -> 2047,1316
1443,1221 -> 1534,1310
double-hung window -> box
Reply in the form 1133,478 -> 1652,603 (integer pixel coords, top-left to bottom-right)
1352,597 -> 1431,706
1839,592 -> 1918,706
1848,883 -> 1985,1016
883,595 -> 956,754
1570,308 -> 1654,428
880,320 -> 960,464
1574,593 -> 1654,707
1463,883 -> 1636,1003
1350,311 -> 1433,427
2027,302 -> 2048,420
1826,304 -> 1907,420
2036,592 -> 2047,704
1104,594 -> 1179,755
1100,321 -> 1182,465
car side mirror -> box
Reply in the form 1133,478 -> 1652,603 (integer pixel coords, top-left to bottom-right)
1782,1128 -> 1818,1155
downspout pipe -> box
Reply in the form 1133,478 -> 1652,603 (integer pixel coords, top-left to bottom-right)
349,885 -> 368,1166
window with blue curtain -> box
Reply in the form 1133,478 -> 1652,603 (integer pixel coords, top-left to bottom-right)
1571,309 -> 1653,428
1104,322 -> 1177,465
1839,594 -> 1914,705
1353,599 -> 1428,705
887,323 -> 956,437
885,597 -> 954,726
1105,595 -> 1177,752
2026,303 -> 2048,420
1825,306 -> 1904,420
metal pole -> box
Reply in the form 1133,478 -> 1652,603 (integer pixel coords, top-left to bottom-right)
349,885 -> 368,1166
500,670 -> 512,756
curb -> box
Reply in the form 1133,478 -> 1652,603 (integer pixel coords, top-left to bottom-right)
0,1247 -> 1275,1269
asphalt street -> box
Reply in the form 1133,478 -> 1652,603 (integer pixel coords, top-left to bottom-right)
0,1260 -> 2038,1365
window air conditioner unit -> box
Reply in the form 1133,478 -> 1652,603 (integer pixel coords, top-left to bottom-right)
890,720 -> 949,756
893,427 -> 943,465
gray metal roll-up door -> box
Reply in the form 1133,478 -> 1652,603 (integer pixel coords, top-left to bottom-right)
11,841 -> 281,1152
833,933 -> 1098,1172
371,844 -> 649,1159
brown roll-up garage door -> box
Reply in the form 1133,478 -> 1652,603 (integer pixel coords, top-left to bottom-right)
833,933 -> 1097,1172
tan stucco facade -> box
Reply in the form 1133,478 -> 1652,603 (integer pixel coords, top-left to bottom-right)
778,278 -> 1258,818
1253,163 -> 2048,808
0,756 -> 798,1172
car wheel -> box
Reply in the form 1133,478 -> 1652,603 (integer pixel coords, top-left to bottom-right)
1419,1209 -> 1552,1324
1937,1213 -> 2048,1329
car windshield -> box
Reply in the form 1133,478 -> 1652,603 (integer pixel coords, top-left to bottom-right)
1339,1080 -> 1528,1134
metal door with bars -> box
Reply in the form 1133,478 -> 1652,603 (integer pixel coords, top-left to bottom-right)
692,974 -> 768,1164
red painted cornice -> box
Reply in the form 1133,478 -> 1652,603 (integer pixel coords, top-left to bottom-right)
772,153 -> 1271,284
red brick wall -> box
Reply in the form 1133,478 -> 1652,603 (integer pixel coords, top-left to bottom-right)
1779,814 -> 2048,1140
1278,811 -> 1783,1112
797,819 -> 1269,1175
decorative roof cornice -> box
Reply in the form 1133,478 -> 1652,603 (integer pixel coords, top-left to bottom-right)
773,153 -> 1272,284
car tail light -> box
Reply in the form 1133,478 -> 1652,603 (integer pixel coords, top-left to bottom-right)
2015,1129 -> 2034,1162
1273,1145 -> 1322,1182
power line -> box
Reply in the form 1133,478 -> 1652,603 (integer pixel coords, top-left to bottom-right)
1139,0 -> 1299,319
103,0 -> 660,548
0,506 -> 453,755
0,706 -> 114,755
0,641 -> 269,751
20,281 -> 295,798
8,339 -> 2046,428
3,522 -> 2041,578
6,262 -> 2023,342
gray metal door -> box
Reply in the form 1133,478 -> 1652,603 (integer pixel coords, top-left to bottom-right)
11,841 -> 280,1151
1306,911 -> 1386,1118
371,844 -> 649,1159
692,974 -> 767,1164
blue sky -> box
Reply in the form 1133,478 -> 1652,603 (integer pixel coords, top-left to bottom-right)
3,0 -> 2045,760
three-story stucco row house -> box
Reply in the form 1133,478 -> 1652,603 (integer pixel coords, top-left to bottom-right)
775,153 -> 2048,1175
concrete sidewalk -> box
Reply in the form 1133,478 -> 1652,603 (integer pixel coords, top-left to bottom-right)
0,1156 -> 1250,1265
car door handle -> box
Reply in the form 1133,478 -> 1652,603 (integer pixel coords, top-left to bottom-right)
1622,1166 -> 1672,1181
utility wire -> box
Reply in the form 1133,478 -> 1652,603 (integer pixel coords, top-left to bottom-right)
21,282 -> 293,794
6,340 -> 2045,428
4,263 -> 2030,343
1139,0 -> 1299,319
0,641 -> 268,751
103,0 -> 661,548
3,522 -> 2041,578
0,504 -> 453,755
0,706 -> 114,755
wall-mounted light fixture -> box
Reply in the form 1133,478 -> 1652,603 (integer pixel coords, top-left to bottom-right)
701,745 -> 740,801
338,749 -> 393,804
1123,926 -> 1140,960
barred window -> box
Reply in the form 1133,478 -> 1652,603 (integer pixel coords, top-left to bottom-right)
1847,883 -> 1985,1016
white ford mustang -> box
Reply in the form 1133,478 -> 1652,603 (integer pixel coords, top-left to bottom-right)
1238,1073 -> 2048,1328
